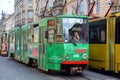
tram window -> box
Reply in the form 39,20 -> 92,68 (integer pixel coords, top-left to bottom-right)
13,33 -> 15,42
2,33 -> 7,42
89,19 -> 106,44
10,36 -> 12,43
56,18 -> 62,34
15,32 -> 18,42
23,31 -> 27,43
10,33 -> 12,42
48,29 -> 54,44
56,18 -> 62,43
28,26 -> 34,42
10,32 -> 15,43
33,28 -> 39,43
116,17 -> 120,43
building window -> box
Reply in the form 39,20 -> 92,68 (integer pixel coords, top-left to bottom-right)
22,11 -> 25,19
118,0 -> 120,5
79,0 -> 84,15
96,0 -> 100,14
21,0 -> 24,8
28,10 -> 33,19
87,0 -> 90,14
28,0 -> 33,7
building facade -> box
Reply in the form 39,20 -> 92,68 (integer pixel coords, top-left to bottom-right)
65,0 -> 111,18
65,0 -> 88,15
14,0 -> 37,26
0,19 -> 4,32
15,0 -> 113,24
0,13 -> 15,32
36,0 -> 65,19
111,0 -> 120,13
3,14 -> 15,31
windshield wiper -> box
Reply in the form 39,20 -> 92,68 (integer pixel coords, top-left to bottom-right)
72,40 -> 77,46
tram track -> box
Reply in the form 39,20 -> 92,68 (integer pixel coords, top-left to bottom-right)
10,62 -> 119,80
3,57 -> 119,80
41,70 -> 119,80
42,71 -> 90,80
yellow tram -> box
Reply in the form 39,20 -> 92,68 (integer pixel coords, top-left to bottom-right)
89,12 -> 120,73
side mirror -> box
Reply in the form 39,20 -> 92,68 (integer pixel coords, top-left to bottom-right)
45,30 -> 48,39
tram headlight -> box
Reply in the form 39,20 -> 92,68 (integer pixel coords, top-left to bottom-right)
65,54 -> 69,60
82,54 -> 87,59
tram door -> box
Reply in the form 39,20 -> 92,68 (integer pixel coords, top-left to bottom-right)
22,30 -> 28,62
114,17 -> 120,73
15,29 -> 21,61
15,31 -> 19,60
107,16 -> 116,72
39,27 -> 46,68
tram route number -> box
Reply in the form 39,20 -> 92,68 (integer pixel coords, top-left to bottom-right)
74,54 -> 79,58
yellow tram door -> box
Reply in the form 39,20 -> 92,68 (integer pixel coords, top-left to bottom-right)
107,16 -> 119,73
114,16 -> 120,73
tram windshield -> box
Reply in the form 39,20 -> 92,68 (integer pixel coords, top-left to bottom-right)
62,18 -> 88,43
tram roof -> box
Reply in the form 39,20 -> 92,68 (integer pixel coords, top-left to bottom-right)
57,14 -> 88,18
89,17 -> 106,22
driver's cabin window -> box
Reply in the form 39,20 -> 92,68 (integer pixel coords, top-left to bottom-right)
62,18 -> 88,43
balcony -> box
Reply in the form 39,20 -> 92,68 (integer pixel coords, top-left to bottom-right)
38,7 -> 52,17
52,7 -> 63,16
28,18 -> 34,23
22,18 -> 26,24
53,0 -> 63,8
111,5 -> 120,13
52,0 -> 64,16
40,7 -> 45,13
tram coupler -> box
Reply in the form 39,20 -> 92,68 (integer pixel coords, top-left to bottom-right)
70,67 -> 82,75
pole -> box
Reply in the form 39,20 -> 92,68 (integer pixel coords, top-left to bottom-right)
88,0 -> 96,16
76,0 -> 82,15
42,0 -> 49,18
104,1 -> 114,17
62,0 -> 67,14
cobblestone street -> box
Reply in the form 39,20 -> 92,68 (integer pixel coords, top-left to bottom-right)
0,56 -> 120,80
0,56 -> 52,80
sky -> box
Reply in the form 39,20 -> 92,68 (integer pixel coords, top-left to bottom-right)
0,0 -> 14,18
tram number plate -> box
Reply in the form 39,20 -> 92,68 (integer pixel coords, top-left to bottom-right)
74,54 -> 79,58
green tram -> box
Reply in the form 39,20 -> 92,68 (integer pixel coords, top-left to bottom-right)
8,14 -> 89,74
